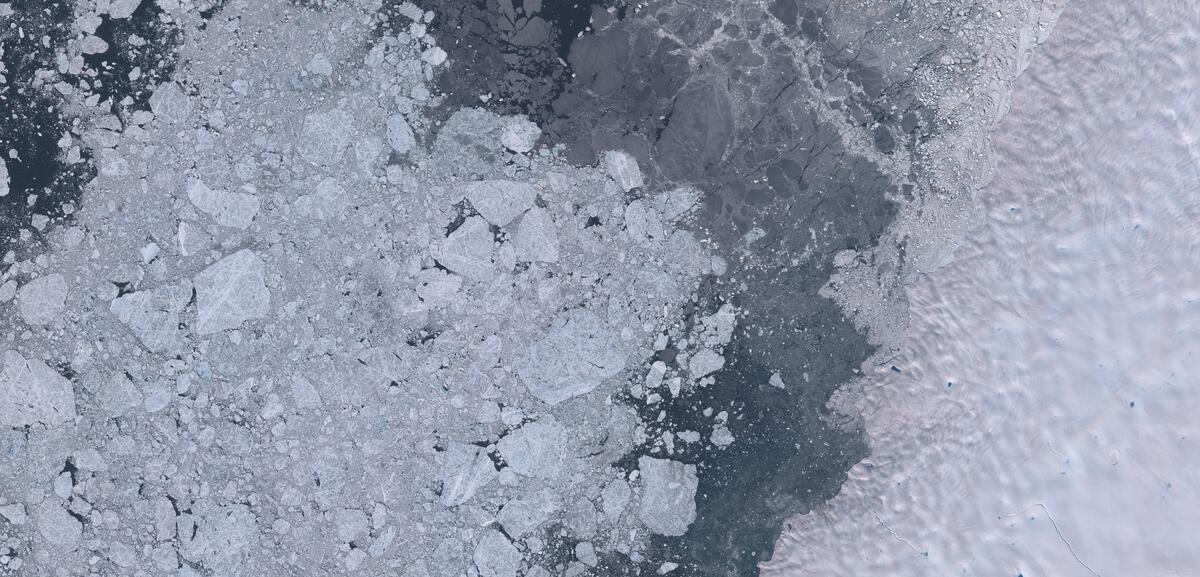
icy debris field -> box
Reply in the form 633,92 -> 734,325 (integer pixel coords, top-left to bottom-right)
2,0 -> 1194,576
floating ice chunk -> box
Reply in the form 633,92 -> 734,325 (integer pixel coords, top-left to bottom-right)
604,150 -> 644,192
289,374 -> 322,409
0,350 -> 76,428
95,372 -> 143,417
80,35 -> 109,54
16,273 -> 68,326
699,304 -> 737,346
464,180 -> 538,226
768,372 -> 785,389
334,508 -> 369,543
187,179 -> 260,229
141,242 -> 161,263
440,443 -> 497,507
421,46 -> 447,66
658,562 -> 680,574
644,361 -> 666,390
299,108 -> 354,165
637,457 -> 698,536
0,280 -> 15,303
183,503 -> 259,571
688,349 -> 725,378
415,267 -> 462,306
109,281 -> 192,353
497,415 -> 568,478
36,502 -> 82,550
387,114 -> 415,155
193,249 -> 271,334
497,490 -> 560,537
516,309 -> 626,404
500,118 -> 541,153
177,221 -> 210,256
107,0 -> 142,18
153,497 -> 176,541
624,200 -> 664,243
0,158 -> 8,197
513,207 -> 558,263
73,448 -> 108,471
0,503 -> 26,525
149,82 -> 192,124
710,425 -> 734,447
473,529 -> 522,577
436,216 -> 496,280
601,479 -> 631,521
306,53 -> 332,76
656,187 -> 701,222
294,178 -> 345,220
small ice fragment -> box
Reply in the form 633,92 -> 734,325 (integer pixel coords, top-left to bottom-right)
601,479 -> 630,521
688,349 -> 725,378
515,309 -> 626,405
140,242 -> 161,264
769,372 -> 785,389
107,0 -> 142,18
386,114 -> 415,155
603,150 -> 644,192
333,508 -> 369,543
192,249 -> 271,334
658,562 -> 680,574
500,118 -> 541,153
436,216 -> 496,280
421,46 -> 447,65
0,503 -> 27,525
149,82 -> 192,124
497,416 -> 568,478
497,490 -> 559,537
306,53 -> 333,76
637,457 -> 698,536
710,425 -> 734,447
290,374 -> 322,409
16,273 -> 68,326
645,361 -> 666,389
463,180 -> 538,226
513,207 -> 559,263
574,542 -> 598,567
473,529 -> 522,577
0,350 -> 77,428
0,157 -> 9,197
187,179 -> 260,229
80,35 -> 109,54
440,443 -> 497,506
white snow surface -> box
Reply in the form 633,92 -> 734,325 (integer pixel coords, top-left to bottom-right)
768,2 -> 1200,575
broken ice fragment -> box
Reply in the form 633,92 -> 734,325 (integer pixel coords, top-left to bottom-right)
0,158 -> 8,197
497,490 -> 559,537
769,372 -> 786,389
688,349 -> 725,378
333,508 -> 369,543
601,479 -> 631,521
80,35 -> 109,54
464,180 -> 538,226
298,108 -> 354,165
387,114 -> 416,155
637,457 -> 698,536
440,443 -> 497,506
193,249 -> 271,334
108,0 -> 142,18
516,309 -> 627,405
575,542 -> 598,567
513,207 -> 559,263
289,374 -> 322,409
16,273 -> 68,326
710,424 -> 734,447
604,150 -> 644,192
497,415 -> 568,478
109,281 -> 192,353
36,502 -> 82,550
436,216 -> 496,280
473,529 -> 522,577
187,179 -> 260,229
0,503 -> 26,525
0,350 -> 77,428
500,118 -> 540,153
148,82 -> 192,124
95,372 -> 143,417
